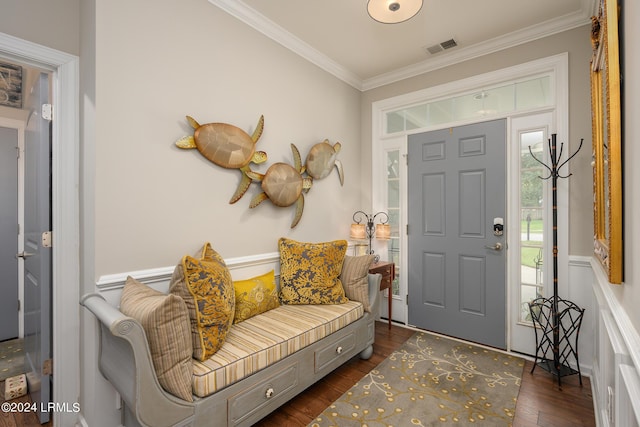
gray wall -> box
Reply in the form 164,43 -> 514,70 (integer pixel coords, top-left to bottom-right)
0,0 -> 80,55
89,0 -> 363,277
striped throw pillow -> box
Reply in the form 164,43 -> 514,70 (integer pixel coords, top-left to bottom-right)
340,255 -> 376,312
120,276 -> 193,401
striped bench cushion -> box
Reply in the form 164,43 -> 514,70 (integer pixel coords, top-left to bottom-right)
191,301 -> 364,397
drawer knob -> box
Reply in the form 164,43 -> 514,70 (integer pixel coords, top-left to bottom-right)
265,387 -> 274,399
336,346 -> 343,354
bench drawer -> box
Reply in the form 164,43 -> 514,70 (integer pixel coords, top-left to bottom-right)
228,362 -> 299,425
315,332 -> 356,373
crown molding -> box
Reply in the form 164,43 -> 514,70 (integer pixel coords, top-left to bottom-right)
209,0 -> 596,92
208,0 -> 363,90
361,5 -> 593,90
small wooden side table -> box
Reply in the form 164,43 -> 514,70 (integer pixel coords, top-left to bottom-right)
369,261 -> 395,329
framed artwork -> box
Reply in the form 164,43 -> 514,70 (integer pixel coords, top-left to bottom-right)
590,0 -> 622,284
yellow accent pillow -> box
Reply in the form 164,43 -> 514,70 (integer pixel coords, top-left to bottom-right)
169,243 -> 235,361
120,276 -> 193,401
233,270 -> 280,323
278,237 -> 348,305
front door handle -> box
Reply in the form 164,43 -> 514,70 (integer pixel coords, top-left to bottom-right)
484,242 -> 503,251
16,251 -> 35,259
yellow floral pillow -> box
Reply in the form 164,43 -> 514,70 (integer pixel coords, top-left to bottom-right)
278,237 -> 348,305
233,270 -> 280,323
169,243 -> 235,361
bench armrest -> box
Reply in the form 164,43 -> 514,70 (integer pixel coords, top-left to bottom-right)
80,293 -> 194,427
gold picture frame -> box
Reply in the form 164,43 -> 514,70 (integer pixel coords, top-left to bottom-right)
591,0 -> 623,284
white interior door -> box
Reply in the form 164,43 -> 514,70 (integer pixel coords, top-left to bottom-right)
23,72 -> 52,424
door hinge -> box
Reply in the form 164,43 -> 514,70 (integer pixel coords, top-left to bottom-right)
42,104 -> 53,121
17,299 -> 21,311
16,146 -> 20,159
42,231 -> 52,248
43,359 -> 53,376
406,224 -> 409,235
406,294 -> 409,305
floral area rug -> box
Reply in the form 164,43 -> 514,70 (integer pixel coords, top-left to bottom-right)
310,332 -> 524,427
0,338 -> 24,382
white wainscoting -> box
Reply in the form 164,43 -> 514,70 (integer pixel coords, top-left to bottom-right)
591,257 -> 640,427
95,252 -> 281,305
567,256 -> 595,376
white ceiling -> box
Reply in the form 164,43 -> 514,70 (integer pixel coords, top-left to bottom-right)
209,0 -> 596,91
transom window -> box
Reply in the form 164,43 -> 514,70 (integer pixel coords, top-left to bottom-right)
384,76 -> 552,134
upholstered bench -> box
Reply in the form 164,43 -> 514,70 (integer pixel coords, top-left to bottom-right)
81,277 -> 378,426
81,239 -> 380,427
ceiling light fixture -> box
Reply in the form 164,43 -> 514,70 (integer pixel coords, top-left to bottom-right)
367,0 -> 423,24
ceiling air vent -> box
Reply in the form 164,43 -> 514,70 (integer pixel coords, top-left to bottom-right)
425,38 -> 458,55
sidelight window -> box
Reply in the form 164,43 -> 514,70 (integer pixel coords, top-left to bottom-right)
518,130 -> 546,323
385,150 -> 401,295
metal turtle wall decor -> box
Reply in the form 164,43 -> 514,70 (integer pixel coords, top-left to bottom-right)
304,139 -> 344,185
175,112 -> 345,228
245,143 -> 313,228
175,115 -> 267,203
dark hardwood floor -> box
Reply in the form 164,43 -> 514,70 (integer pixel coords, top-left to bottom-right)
257,321 -> 596,427
0,321 -> 595,426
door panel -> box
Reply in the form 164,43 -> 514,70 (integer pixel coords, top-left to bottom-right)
0,126 -> 19,342
459,170 -> 485,237
423,173 -> 444,234
423,252 -> 445,306
24,72 -> 52,424
459,255 -> 485,314
408,119 -> 506,349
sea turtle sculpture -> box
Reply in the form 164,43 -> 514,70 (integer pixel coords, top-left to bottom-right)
175,115 -> 267,203
304,139 -> 344,185
246,144 -> 312,228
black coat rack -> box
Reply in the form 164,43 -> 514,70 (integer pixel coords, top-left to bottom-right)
527,134 -> 585,387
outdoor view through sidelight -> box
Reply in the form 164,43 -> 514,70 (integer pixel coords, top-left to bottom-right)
519,130 -> 545,323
